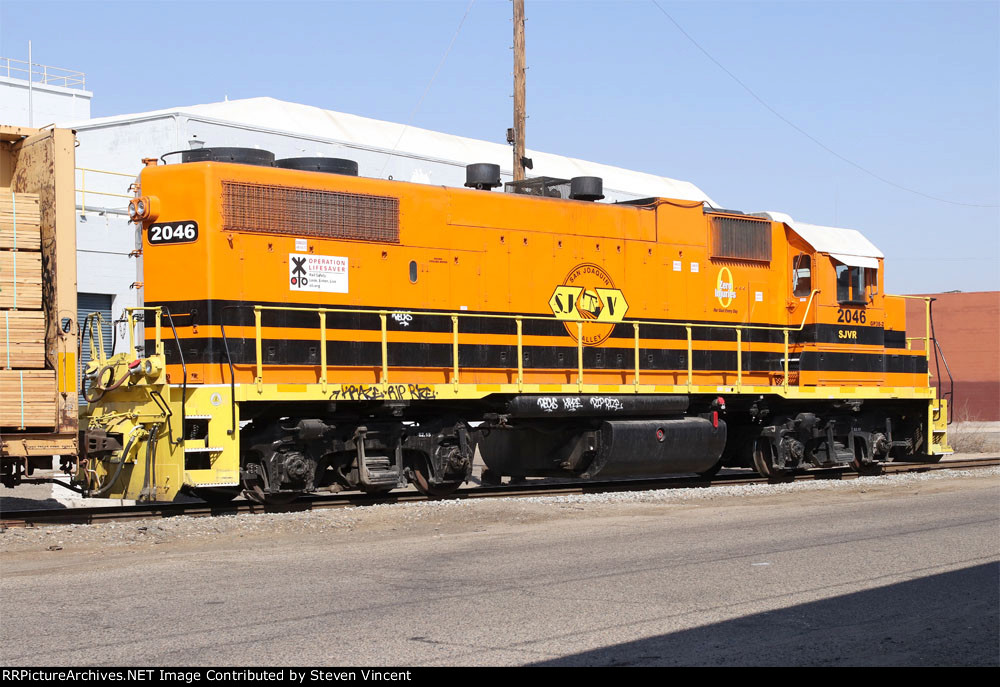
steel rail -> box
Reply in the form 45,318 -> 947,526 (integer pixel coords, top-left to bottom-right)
1,457 -> 996,530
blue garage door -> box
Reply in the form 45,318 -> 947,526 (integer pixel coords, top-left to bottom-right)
78,293 -> 114,404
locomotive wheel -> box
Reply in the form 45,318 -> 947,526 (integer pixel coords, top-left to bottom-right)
697,459 -> 723,479
752,438 -> 790,480
412,461 -> 463,498
241,458 -> 300,505
851,438 -> 883,476
480,468 -> 502,486
243,483 -> 300,506
191,487 -> 240,504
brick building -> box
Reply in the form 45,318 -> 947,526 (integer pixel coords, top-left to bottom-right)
905,291 -> 1000,421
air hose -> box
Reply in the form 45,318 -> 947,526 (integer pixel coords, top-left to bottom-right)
82,360 -> 139,403
83,431 -> 139,498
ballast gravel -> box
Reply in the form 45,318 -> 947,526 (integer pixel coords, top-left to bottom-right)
0,466 -> 996,555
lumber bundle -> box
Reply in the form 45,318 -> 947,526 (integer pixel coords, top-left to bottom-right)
0,192 -> 41,250
0,310 -> 45,368
1,186 -> 52,428
0,370 -> 55,428
0,250 -> 42,309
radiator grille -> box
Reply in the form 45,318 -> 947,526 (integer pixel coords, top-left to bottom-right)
222,180 -> 400,243
710,215 -> 771,262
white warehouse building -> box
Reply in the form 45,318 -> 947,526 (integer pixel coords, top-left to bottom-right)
2,59 -> 716,363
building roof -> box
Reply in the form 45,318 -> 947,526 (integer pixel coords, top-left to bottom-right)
63,96 -> 716,204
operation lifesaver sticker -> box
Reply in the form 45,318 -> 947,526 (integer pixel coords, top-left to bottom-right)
289,253 -> 348,293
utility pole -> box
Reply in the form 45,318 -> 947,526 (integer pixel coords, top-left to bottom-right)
27,41 -> 34,127
512,0 -> 526,181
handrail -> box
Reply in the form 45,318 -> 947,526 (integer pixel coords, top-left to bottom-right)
76,167 -> 136,213
125,306 -> 163,357
126,292 -> 824,392
237,291 -> 821,390
127,292 -> 827,391
933,338 -> 955,424
76,167 -> 136,177
888,294 -> 934,388
124,306 -> 185,444
81,312 -> 108,370
1,57 -> 86,89
249,290 -> 820,333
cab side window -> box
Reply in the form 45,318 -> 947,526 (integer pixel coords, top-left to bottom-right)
866,267 -> 878,296
792,254 -> 811,297
836,264 -> 873,304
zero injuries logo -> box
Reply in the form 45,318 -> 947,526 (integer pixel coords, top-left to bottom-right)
714,267 -> 737,308
548,263 -> 628,346
288,253 -> 349,293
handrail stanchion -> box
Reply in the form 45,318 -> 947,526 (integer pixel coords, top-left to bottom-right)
783,329 -> 790,392
736,328 -> 743,392
254,307 -> 263,392
452,315 -> 460,391
686,326 -> 693,391
516,318 -> 524,391
379,312 -> 388,390
225,295 -> 831,400
154,309 -> 163,357
127,310 -> 135,354
85,314 -> 97,366
924,298 -> 932,388
319,311 -> 327,392
633,323 -> 640,389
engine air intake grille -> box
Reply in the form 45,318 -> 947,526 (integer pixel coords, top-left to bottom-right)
710,215 -> 771,262
222,180 -> 400,243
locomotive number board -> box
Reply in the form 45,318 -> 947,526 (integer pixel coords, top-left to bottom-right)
148,221 -> 198,245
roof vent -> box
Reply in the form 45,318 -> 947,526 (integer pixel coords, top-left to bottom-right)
180,147 -> 275,167
275,157 -> 359,176
570,176 -> 604,201
465,163 -> 501,190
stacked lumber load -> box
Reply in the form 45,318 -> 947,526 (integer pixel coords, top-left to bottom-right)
0,251 -> 43,309
0,193 -> 41,250
1,189 -> 53,429
0,370 -> 56,427
0,311 -> 45,368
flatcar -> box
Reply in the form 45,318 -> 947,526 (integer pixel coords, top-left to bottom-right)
75,148 -> 950,503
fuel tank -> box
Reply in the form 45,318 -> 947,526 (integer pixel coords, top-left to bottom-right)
582,418 -> 726,478
477,417 -> 726,478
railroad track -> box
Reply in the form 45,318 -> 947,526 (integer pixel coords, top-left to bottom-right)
1,457 -> 996,529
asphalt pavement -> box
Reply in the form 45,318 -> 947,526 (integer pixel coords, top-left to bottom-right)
1,470 -> 997,666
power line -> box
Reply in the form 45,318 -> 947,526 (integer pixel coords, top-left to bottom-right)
650,0 -> 998,209
379,0 -> 476,177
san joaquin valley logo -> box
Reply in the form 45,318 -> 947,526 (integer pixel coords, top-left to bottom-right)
548,263 -> 629,346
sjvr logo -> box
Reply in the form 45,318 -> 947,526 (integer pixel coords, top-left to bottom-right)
548,263 -> 628,346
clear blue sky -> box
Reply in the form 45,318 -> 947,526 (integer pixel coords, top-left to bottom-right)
2,0 -> 997,293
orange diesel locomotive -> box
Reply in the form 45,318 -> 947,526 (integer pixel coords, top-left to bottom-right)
77,150 -> 949,502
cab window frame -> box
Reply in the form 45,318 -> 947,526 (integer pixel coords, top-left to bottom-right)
792,253 -> 812,297
835,263 -> 873,305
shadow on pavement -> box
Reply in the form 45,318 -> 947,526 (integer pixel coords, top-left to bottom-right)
533,562 -> 999,667
0,495 -> 69,511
